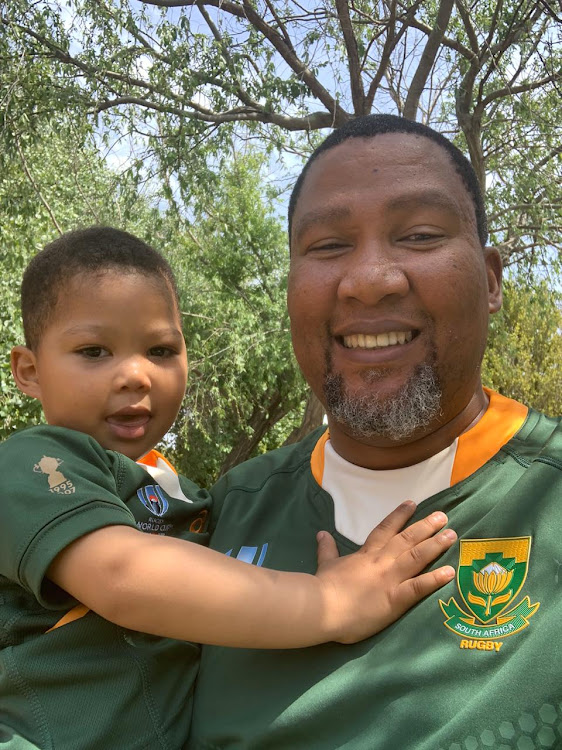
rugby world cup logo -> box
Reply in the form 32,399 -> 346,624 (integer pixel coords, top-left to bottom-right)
439,537 -> 539,641
136,484 -> 169,517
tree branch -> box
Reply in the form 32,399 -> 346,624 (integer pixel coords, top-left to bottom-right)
335,0 -> 365,114
95,95 -> 336,129
15,138 -> 63,235
365,1 -> 409,111
144,0 -> 351,125
402,0 -> 454,120
480,71 -> 562,109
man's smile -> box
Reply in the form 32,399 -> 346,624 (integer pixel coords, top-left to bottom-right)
342,331 -> 414,349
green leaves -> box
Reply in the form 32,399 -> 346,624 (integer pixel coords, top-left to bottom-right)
483,277 -> 562,415
1,0 -> 560,480
163,153 -> 308,484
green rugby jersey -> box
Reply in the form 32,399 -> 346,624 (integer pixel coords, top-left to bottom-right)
190,401 -> 562,750
0,425 -> 210,750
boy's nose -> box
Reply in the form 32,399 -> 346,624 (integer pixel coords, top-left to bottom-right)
115,358 -> 151,391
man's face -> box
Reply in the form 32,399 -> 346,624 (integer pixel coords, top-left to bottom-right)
288,133 -> 501,448
24,272 -> 188,460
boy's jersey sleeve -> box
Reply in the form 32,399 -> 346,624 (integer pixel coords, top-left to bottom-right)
0,425 -> 138,607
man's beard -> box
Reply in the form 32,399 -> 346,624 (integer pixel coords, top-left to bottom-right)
323,354 -> 442,442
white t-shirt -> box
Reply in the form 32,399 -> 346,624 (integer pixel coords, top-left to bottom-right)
322,438 -> 458,544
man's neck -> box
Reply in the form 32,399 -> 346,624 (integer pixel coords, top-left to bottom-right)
327,388 -> 489,471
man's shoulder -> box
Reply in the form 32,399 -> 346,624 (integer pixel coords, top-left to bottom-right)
510,407 -> 562,461
213,426 -> 326,495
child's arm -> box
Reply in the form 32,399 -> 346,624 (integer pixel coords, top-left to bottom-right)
48,501 -> 455,648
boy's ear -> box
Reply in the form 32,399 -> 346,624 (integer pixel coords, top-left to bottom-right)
11,346 -> 42,400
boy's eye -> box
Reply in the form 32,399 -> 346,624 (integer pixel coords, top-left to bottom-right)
77,346 -> 108,359
148,346 -> 176,358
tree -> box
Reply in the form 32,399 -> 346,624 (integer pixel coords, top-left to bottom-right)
2,0 -> 561,268
0,112 -> 307,482
483,277 -> 562,416
1,0 -> 561,478
158,152 -> 308,483
0,114 -> 178,437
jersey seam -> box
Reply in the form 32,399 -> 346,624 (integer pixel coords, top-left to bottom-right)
501,446 -> 562,471
121,631 -> 171,750
114,451 -> 128,492
222,454 -> 313,497
2,647 -> 53,750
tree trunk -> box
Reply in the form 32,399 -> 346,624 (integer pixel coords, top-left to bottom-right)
283,390 -> 325,446
218,392 -> 288,475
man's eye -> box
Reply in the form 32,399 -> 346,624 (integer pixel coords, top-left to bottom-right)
148,346 -> 176,358
308,241 -> 348,253
402,233 -> 442,242
77,347 -> 107,359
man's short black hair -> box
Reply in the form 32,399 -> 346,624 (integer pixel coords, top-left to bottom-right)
21,226 -> 180,350
288,114 -> 488,247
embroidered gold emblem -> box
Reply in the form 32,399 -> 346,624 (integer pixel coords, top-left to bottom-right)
439,537 -> 539,643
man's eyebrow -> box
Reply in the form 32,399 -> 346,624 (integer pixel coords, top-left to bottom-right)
292,207 -> 352,243
292,190 -> 467,243
385,190 -> 464,216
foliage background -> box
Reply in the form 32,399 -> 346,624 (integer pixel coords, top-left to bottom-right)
1,0 -> 560,485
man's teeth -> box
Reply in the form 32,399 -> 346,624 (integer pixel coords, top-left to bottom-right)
343,331 -> 413,349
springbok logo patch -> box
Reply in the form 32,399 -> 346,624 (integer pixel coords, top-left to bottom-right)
439,537 -> 539,644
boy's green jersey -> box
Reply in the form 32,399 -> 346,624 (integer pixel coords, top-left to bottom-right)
190,405 -> 562,750
0,426 -> 210,750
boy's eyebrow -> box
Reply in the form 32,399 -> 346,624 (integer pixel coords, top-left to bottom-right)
61,324 -> 184,341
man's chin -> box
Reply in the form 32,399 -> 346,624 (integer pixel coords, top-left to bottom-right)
323,363 -> 442,442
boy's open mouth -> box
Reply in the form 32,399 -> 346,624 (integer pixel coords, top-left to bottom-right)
106,410 -> 151,439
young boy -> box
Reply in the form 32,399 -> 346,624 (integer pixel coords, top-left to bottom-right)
0,227 -> 456,749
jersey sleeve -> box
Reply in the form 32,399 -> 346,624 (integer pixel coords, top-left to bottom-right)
0,425 -> 137,607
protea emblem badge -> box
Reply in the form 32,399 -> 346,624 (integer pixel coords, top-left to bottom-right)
439,537 -> 539,645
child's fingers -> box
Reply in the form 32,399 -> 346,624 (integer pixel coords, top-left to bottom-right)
316,530 -> 339,566
360,501 -> 418,549
363,509 -> 449,557
392,565 -> 456,613
392,528 -> 457,579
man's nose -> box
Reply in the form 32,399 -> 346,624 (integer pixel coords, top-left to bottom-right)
114,357 -> 151,391
337,241 -> 410,306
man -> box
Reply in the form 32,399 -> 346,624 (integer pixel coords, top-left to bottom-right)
189,115 -> 562,749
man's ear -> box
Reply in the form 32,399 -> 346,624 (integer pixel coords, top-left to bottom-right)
484,247 -> 502,314
11,346 -> 42,400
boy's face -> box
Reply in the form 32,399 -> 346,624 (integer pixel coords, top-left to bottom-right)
14,272 -> 188,460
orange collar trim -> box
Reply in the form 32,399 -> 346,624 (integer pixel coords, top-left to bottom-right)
450,388 -> 528,485
310,389 -> 528,487
137,448 -> 178,474
311,430 -> 330,485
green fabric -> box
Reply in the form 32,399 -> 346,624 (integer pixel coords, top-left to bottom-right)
190,409 -> 562,750
0,426 -> 210,750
